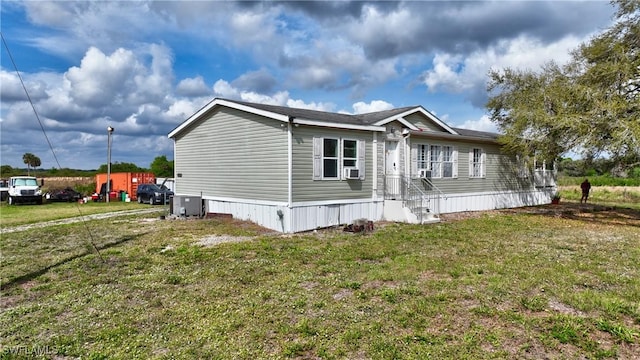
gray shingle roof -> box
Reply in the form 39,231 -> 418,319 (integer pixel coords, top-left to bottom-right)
227,99 -> 415,126
452,127 -> 500,140
223,98 -> 501,140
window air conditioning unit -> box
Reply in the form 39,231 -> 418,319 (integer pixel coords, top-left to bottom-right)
419,169 -> 432,179
343,168 -> 360,180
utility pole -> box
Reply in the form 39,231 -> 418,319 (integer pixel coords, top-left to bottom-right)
106,126 -> 114,203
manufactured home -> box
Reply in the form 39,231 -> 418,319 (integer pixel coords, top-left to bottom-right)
168,98 -> 556,232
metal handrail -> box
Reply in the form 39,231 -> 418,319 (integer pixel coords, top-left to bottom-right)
421,177 -> 447,199
403,177 -> 427,223
406,176 -> 443,222
384,175 -> 444,222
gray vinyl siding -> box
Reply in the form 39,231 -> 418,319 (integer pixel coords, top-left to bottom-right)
375,134 -> 385,199
292,125 -> 374,202
173,107 -> 288,201
404,113 -> 447,132
411,138 -> 533,194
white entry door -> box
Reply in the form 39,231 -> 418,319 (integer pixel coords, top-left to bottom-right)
386,141 -> 399,174
385,141 -> 401,198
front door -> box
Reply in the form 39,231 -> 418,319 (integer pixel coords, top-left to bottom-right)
385,141 -> 401,198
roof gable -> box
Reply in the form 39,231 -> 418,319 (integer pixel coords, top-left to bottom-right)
370,106 -> 458,135
169,98 -> 389,138
168,98 -> 290,138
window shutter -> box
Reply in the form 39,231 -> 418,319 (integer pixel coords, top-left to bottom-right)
313,137 -> 322,180
410,142 -> 418,178
452,146 -> 458,178
481,150 -> 487,178
468,148 -> 473,177
358,140 -> 366,180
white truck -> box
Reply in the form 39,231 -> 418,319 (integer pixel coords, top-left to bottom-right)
6,176 -> 44,205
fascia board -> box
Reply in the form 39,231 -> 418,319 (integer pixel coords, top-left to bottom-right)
409,130 -> 498,144
293,118 -> 386,132
373,107 -> 458,135
371,114 -> 418,130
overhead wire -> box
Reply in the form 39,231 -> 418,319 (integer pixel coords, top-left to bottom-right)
1,32 -> 105,263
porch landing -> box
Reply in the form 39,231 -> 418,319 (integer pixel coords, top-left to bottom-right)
382,200 -> 440,224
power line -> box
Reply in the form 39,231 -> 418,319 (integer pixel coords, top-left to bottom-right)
1,32 -> 105,263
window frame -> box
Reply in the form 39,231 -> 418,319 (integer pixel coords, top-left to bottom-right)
342,139 -> 358,169
469,147 -> 486,178
322,137 -> 340,180
414,143 -> 457,179
313,136 -> 365,181
417,144 -> 429,171
442,145 -> 454,178
430,145 -> 442,178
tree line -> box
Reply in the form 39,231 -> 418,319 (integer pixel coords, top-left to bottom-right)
0,154 -> 174,178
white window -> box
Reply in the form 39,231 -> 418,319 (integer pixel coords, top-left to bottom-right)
417,144 -> 428,170
342,139 -> 357,168
412,143 -> 457,179
323,138 -> 339,179
313,137 -> 365,180
469,148 -> 486,178
430,145 -> 442,178
442,146 -> 454,178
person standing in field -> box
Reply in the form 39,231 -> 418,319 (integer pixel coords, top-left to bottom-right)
580,178 -> 591,203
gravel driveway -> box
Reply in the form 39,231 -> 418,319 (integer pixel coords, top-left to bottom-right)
1,208 -> 163,234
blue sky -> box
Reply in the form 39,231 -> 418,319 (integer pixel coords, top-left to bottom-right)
1,1 -> 615,170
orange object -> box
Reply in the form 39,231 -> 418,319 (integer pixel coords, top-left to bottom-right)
95,172 -> 155,201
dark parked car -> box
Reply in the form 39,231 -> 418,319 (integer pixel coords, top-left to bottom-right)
47,187 -> 83,202
136,184 -> 173,205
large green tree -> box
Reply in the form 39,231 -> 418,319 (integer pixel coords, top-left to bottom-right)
487,0 -> 639,167
22,153 -> 41,175
150,155 -> 174,178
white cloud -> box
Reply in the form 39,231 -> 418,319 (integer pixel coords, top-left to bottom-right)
213,79 -> 239,99
238,91 -> 290,106
422,53 -> 469,93
457,114 -> 498,133
346,4 -> 418,57
0,70 -> 48,102
422,34 -> 586,94
286,99 -> 335,112
165,98 -> 209,121
3,44 -> 184,137
65,47 -> 143,107
352,100 -> 394,114
229,11 -> 277,45
23,1 -> 75,28
288,65 -> 337,89
211,80 -> 339,111
176,76 -> 210,97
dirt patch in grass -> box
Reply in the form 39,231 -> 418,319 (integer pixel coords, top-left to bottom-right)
196,235 -> 255,247
440,202 -> 640,227
548,299 -> 585,317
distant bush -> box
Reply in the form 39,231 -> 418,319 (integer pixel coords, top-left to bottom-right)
559,175 -> 640,186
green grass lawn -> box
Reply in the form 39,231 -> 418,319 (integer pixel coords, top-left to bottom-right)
0,201 -> 151,227
1,205 -> 639,359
